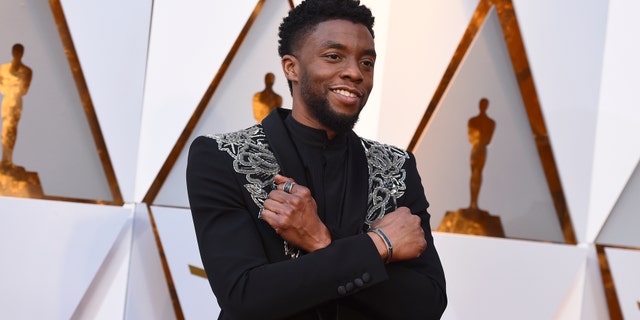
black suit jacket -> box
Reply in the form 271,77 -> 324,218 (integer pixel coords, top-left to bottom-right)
187,109 -> 447,319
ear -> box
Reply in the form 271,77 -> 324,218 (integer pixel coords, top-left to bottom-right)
281,55 -> 299,82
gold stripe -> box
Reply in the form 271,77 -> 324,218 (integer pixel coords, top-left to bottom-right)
408,0 -> 577,244
491,0 -> 576,244
144,2 -> 275,318
143,0 -> 268,205
148,205 -> 185,319
49,0 -> 123,205
189,264 -> 208,279
407,0 -> 491,152
596,245 -> 623,320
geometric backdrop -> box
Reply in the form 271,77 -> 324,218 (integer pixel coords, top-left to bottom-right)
0,0 -> 638,319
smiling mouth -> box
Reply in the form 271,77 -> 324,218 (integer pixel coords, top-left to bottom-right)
332,88 -> 359,98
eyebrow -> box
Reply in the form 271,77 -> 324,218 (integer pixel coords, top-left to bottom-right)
320,40 -> 377,58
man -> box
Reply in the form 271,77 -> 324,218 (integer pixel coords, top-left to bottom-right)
187,0 -> 447,318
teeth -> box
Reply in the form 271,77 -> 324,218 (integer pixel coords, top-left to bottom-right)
333,89 -> 357,97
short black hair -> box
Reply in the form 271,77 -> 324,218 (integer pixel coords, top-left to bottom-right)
278,0 -> 375,58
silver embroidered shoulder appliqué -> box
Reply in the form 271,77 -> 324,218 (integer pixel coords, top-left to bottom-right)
205,129 -> 408,257
206,126 -> 299,258
207,125 -> 279,214
361,138 -> 409,227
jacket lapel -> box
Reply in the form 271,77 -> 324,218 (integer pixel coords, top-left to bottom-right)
262,108 -> 370,237
261,108 -> 309,188
337,132 -> 370,236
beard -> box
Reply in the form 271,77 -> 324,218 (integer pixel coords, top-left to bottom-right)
300,73 -> 363,135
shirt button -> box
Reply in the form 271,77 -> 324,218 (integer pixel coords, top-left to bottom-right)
337,286 -> 347,296
362,272 -> 371,282
354,278 -> 364,287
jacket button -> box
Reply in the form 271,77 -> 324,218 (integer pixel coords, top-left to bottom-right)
354,278 -> 364,287
345,282 -> 355,292
362,272 -> 371,282
337,286 -> 347,296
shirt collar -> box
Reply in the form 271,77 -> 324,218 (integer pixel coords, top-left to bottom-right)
284,114 -> 348,149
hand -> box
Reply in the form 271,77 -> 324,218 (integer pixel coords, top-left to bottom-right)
261,175 -> 332,252
368,207 -> 427,263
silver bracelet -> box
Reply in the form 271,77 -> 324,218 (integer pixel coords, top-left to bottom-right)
370,228 -> 393,263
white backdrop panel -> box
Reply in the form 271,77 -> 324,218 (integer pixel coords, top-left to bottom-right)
597,159 -> 640,248
378,0 -> 480,148
71,211 -> 133,319
579,244 -> 610,320
512,0 -> 609,244
60,0 -> 153,203
0,197 -> 130,319
136,0 -> 259,201
605,247 -> 640,319
589,0 -> 640,243
152,205 -> 219,319
124,204 -> 175,319
154,0 -> 292,208
435,233 -> 587,320
414,9 -> 563,242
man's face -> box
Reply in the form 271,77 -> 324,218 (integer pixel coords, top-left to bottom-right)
287,19 -> 376,135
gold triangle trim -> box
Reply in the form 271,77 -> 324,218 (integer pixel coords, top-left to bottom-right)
143,0 -> 273,205
142,1 -> 295,318
407,0 -> 576,244
47,0 -> 123,205
596,244 -> 627,320
146,204 -> 185,319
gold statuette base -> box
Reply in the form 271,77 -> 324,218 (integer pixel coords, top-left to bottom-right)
0,162 -> 44,198
437,207 -> 505,238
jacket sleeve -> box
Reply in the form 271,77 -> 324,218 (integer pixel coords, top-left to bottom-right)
187,135 -> 390,319
346,151 -> 447,320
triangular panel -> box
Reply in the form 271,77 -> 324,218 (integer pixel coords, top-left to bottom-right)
596,158 -> 640,248
0,1 -> 122,203
136,0 -> 263,201
603,247 -> 640,319
0,197 -> 130,318
70,217 -> 133,319
59,0 -> 152,203
124,204 -> 175,319
436,233 -> 586,319
152,205 -> 219,318
150,0 -> 293,207
410,0 -> 575,243
587,0 -> 640,244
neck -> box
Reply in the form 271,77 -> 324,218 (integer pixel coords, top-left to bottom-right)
291,108 -> 337,140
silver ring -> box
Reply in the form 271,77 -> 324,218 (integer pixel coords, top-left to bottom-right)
283,181 -> 295,194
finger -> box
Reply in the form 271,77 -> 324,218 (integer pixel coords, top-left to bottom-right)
274,174 -> 294,185
260,208 -> 285,230
259,208 -> 277,224
267,189 -> 293,203
263,198 -> 291,215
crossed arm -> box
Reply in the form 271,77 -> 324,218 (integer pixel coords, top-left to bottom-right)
187,136 -> 447,319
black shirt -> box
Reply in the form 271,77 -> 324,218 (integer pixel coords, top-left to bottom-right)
284,115 -> 352,238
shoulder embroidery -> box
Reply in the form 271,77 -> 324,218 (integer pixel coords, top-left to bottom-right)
206,126 -> 299,258
361,138 -> 409,227
205,130 -> 408,257
207,125 -> 279,212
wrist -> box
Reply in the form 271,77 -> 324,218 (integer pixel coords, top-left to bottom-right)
368,228 -> 393,263
309,227 -> 332,251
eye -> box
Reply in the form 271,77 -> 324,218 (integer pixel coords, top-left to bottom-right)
324,53 -> 341,61
361,59 -> 375,69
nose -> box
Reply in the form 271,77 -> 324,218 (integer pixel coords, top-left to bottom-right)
340,59 -> 364,83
